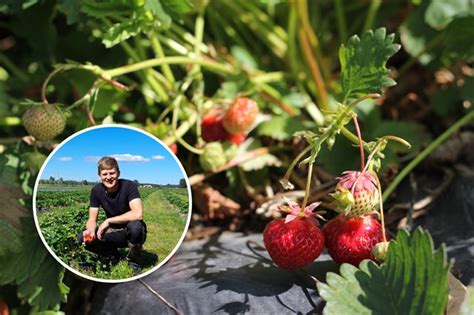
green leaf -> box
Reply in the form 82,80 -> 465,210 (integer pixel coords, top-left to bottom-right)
258,116 -> 316,140
371,121 -> 430,153
59,0 -> 82,24
400,1 -> 441,66
0,218 -> 48,285
160,0 -> 192,20
17,255 -> 69,311
430,86 -> 462,116
241,152 -> 281,172
339,28 -> 400,102
102,18 -> 144,48
145,0 -> 172,28
0,220 -> 21,256
425,0 -> 472,30
318,228 -> 450,315
81,0 -> 134,18
443,15 -> 474,61
239,140 -> 282,171
231,46 -> 258,70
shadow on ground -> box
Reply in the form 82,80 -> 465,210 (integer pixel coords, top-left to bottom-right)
92,232 -> 338,314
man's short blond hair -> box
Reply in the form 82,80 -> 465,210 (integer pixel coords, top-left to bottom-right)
98,157 -> 120,174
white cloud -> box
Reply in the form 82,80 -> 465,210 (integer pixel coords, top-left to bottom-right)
111,154 -> 150,162
85,154 -> 151,163
57,157 -> 72,161
152,155 -> 165,160
85,156 -> 101,162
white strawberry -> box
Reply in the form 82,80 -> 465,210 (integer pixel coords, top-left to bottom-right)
331,170 -> 379,217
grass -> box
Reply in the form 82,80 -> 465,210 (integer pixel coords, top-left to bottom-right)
143,189 -> 188,265
37,187 -> 189,280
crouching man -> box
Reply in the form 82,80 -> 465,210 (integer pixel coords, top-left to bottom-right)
78,156 -> 147,272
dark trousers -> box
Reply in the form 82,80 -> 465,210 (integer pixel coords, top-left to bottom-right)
77,220 -> 147,255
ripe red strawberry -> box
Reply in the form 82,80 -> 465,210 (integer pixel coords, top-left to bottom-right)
322,214 -> 385,266
263,201 -> 324,270
168,143 -> 178,155
0,298 -> 8,315
331,171 -> 379,217
84,232 -> 94,244
22,103 -> 66,141
228,132 -> 246,144
202,108 -> 246,144
223,97 -> 258,134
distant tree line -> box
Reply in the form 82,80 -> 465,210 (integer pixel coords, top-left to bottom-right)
39,177 -> 188,188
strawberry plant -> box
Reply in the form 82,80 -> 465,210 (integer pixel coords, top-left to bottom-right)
0,0 -> 472,313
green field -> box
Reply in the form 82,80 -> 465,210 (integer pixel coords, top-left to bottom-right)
37,187 -> 189,280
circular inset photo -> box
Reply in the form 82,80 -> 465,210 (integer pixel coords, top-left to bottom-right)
33,125 -> 191,283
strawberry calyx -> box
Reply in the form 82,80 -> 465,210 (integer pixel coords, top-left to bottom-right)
277,198 -> 325,226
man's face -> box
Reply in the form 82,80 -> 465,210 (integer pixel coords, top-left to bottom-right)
99,167 -> 119,191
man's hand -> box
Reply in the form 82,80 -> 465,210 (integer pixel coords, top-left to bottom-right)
83,229 -> 95,244
97,219 -> 110,240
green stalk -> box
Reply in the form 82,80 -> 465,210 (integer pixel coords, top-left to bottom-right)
251,72 -> 285,84
296,0 -> 330,81
301,162 -> 314,209
224,0 -> 287,57
334,0 -> 348,43
157,33 -> 190,55
363,0 -> 382,32
0,53 -> 28,82
149,33 -> 175,84
238,0 -> 288,41
383,110 -> 474,201
296,0 -> 329,110
169,23 -> 209,54
287,4 -> 300,77
192,6 -> 206,74
119,40 -> 170,102
103,56 -> 237,78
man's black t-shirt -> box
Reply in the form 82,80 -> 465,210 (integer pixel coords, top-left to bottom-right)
90,179 -> 141,220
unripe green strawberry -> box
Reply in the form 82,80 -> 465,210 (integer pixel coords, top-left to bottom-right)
22,104 -> 66,141
223,97 -> 258,134
372,241 -> 390,262
199,142 -> 227,172
331,171 -> 379,217
23,151 -> 47,175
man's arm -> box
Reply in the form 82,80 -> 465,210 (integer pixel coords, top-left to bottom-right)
97,198 -> 143,240
107,198 -> 143,224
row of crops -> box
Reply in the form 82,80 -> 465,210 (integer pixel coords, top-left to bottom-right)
36,187 -> 161,209
36,187 -> 189,279
161,188 -> 189,214
36,189 -> 90,208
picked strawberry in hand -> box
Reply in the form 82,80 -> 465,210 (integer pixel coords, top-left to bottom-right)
263,199 -> 325,270
83,231 -> 94,244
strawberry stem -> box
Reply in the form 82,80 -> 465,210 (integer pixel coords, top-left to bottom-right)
374,174 -> 387,244
41,67 -> 64,105
353,116 -> 365,171
301,162 -> 314,209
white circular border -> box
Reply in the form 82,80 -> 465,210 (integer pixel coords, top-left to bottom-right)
32,124 -> 193,283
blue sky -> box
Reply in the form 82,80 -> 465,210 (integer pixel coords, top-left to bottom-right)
41,126 -> 186,185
